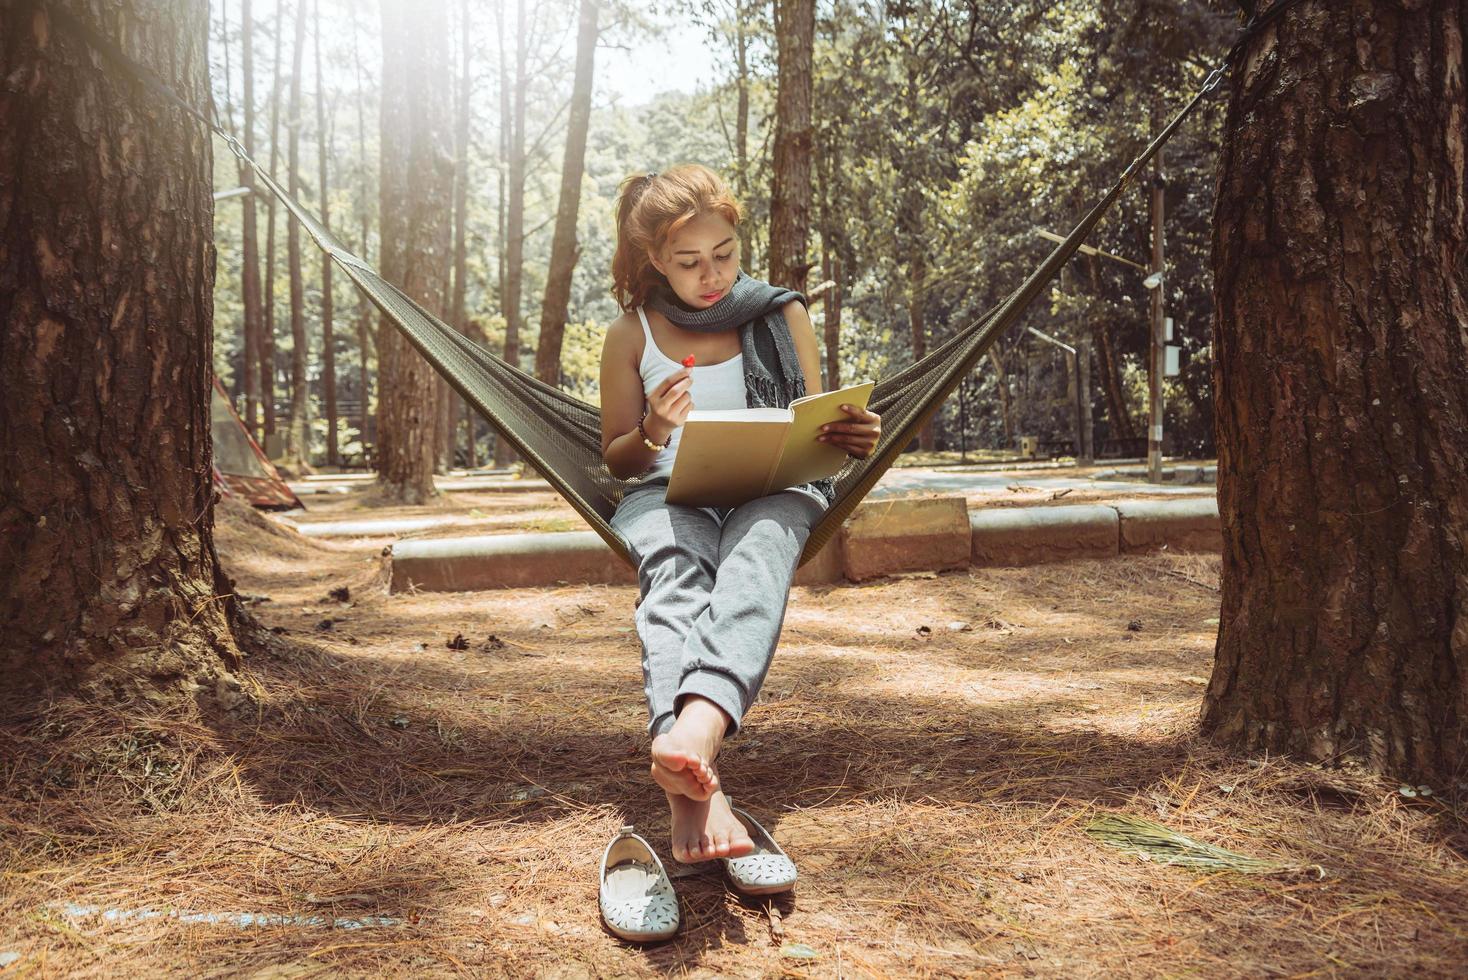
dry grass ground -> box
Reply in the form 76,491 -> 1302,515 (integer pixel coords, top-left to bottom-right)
2,487 -> 1464,978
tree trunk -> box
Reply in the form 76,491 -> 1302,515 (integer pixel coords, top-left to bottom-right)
285,0 -> 310,469
767,0 -> 814,291
822,249 -> 841,389
1203,0 -> 1468,785
909,232 -> 933,450
734,2 -> 753,266
0,0 -> 240,698
988,347 -> 1014,448
375,0 -> 453,502
447,0 -> 473,467
314,0 -> 337,468
240,0 -> 264,439
262,0 -> 286,449
494,0 -> 528,469
535,0 -> 599,386
1087,254 -> 1137,444
350,2 -> 373,455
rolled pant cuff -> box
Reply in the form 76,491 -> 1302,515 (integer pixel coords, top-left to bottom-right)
676,669 -> 747,737
649,711 -> 676,739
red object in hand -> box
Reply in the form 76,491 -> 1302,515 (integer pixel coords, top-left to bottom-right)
682,355 -> 696,368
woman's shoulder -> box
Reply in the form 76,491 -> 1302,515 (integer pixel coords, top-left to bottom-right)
602,308 -> 646,367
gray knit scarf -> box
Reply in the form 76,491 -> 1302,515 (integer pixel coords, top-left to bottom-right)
647,269 -> 836,506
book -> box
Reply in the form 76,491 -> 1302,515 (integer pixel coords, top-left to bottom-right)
664,380 -> 876,507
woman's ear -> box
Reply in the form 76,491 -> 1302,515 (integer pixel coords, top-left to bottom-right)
646,245 -> 666,277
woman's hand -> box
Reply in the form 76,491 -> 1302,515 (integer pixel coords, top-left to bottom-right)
643,367 -> 694,444
817,404 -> 881,459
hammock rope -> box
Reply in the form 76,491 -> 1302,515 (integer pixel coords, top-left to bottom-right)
48,2 -> 1254,569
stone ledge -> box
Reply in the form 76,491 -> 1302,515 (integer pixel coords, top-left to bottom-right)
841,495 -> 971,582
390,531 -> 636,592
1112,497 -> 1222,553
970,504 -> 1119,566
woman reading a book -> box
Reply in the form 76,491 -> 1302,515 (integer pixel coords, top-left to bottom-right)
600,165 -> 881,865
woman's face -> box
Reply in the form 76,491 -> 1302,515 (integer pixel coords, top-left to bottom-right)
649,211 -> 740,309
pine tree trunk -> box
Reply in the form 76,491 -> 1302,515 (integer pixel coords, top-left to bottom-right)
375,0 -> 453,502
768,0 -> 814,292
535,0 -> 599,386
285,0 -> 310,469
262,0 -> 286,449
494,0 -> 528,468
447,0 -> 472,466
1203,0 -> 1468,784
350,3 -> 373,456
240,0 -> 264,439
314,0 -> 336,467
0,0 -> 241,697
734,3 -> 753,266
823,249 -> 841,389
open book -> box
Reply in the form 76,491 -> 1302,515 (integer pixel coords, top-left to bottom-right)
665,380 -> 876,507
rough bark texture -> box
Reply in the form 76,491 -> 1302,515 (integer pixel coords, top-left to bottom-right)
0,0 -> 240,699
285,0 -> 309,468
446,0 -> 472,465
240,0 -> 263,438
494,0 -> 527,468
535,0 -> 598,387
375,0 -> 452,502
314,0 -> 336,467
261,0 -> 285,445
768,0 -> 814,292
1204,0 -> 1468,784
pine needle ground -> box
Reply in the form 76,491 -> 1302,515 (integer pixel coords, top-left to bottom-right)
2,487 -> 1464,977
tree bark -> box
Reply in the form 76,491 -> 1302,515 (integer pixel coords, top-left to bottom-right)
1203,0 -> 1468,785
350,2 -> 373,454
733,1 -> 753,266
285,0 -> 310,469
768,0 -> 814,291
1086,253 -> 1137,444
375,0 -> 453,502
314,0 -> 337,467
240,0 -> 264,439
494,0 -> 528,468
447,0 -> 473,466
535,0 -> 599,386
0,0 -> 241,698
262,0 -> 286,448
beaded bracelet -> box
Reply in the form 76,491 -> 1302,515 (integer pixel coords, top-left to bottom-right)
638,411 -> 668,452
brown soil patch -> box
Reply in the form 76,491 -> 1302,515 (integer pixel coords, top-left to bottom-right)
2,488 -> 1463,977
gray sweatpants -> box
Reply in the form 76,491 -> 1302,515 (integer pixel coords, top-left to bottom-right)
610,483 -> 827,739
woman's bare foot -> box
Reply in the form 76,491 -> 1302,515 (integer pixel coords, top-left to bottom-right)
666,787 -> 756,863
650,697 -> 728,801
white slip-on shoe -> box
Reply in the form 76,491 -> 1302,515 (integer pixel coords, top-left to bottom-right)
721,801 -> 798,896
598,824 -> 680,942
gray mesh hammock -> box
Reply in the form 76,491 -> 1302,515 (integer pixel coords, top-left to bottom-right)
243,75 -> 1207,570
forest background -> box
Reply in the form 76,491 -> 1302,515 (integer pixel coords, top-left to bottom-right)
208,0 -> 1237,471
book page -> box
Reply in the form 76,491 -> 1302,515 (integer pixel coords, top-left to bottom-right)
767,381 -> 876,492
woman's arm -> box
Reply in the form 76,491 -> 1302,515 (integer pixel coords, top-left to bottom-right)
600,314 -> 688,480
783,300 -> 824,395
785,299 -> 882,459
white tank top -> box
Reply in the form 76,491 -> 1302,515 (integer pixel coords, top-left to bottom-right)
636,305 -> 746,484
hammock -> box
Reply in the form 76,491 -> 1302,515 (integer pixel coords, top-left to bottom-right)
47,1 -> 1230,570
243,68 -> 1215,570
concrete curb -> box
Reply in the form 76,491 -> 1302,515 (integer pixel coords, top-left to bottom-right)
384,495 -> 1222,593
970,504 -> 1119,566
390,531 -> 636,591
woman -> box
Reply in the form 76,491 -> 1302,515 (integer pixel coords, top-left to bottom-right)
600,164 -> 881,867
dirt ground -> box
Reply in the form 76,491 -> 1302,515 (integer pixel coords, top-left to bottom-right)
2,482 -> 1465,978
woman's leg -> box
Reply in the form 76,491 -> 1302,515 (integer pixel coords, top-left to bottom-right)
674,488 -> 827,731
654,489 -> 827,862
609,485 -> 724,798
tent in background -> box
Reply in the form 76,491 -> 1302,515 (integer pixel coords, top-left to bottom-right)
211,378 -> 302,510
